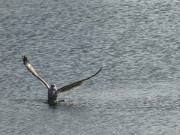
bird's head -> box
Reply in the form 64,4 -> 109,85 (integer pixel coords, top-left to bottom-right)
50,84 -> 57,90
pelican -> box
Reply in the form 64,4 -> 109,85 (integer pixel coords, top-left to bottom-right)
22,55 -> 102,104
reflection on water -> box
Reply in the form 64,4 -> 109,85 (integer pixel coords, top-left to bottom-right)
1,0 -> 180,135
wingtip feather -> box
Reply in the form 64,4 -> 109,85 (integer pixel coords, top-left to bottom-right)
22,55 -> 29,65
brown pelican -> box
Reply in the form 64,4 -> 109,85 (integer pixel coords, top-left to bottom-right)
22,55 -> 102,104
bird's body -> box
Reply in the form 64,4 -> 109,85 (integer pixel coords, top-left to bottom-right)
22,56 -> 102,105
48,84 -> 58,104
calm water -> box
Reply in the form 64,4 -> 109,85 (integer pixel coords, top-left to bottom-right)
1,0 -> 180,134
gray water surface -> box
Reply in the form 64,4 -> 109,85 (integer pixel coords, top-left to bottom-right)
1,0 -> 180,134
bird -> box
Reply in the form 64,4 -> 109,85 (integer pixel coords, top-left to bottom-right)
22,55 -> 102,104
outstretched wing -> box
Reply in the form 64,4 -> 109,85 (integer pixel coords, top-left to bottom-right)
22,55 -> 50,89
57,67 -> 102,93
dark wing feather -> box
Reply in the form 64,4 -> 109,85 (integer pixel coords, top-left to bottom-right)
22,55 -> 50,89
57,67 -> 102,93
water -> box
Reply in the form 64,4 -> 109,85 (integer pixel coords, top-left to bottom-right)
1,0 -> 180,134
